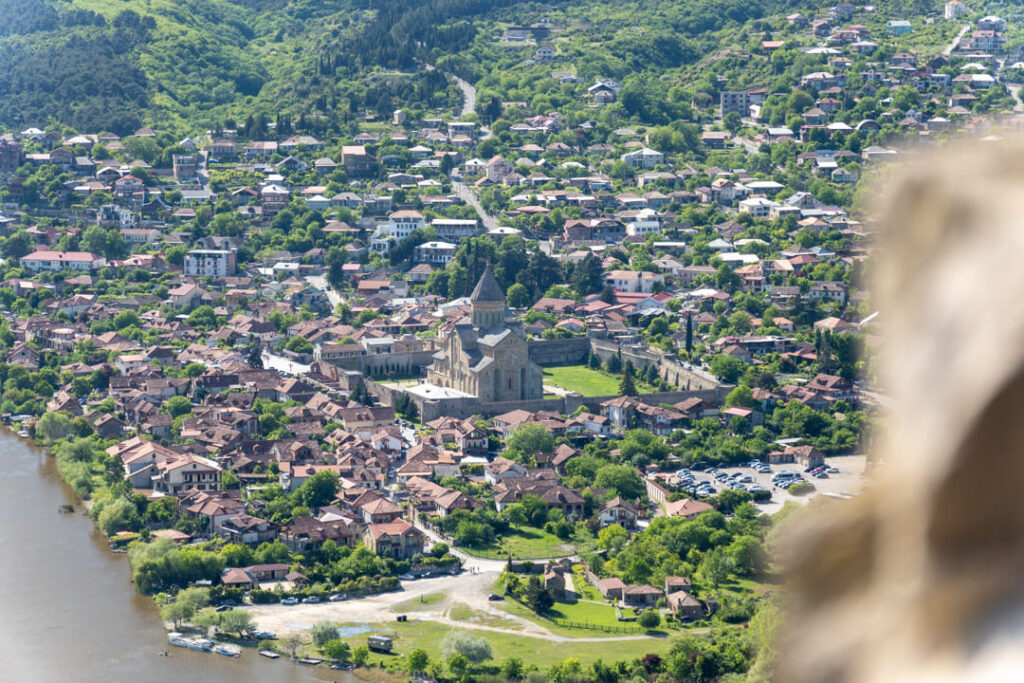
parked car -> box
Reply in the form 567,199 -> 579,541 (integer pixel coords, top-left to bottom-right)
826,466 -> 839,474
329,594 -> 347,602
281,597 -> 298,606
488,594 -> 504,601
216,604 -> 234,612
302,596 -> 321,604
399,574 -> 415,581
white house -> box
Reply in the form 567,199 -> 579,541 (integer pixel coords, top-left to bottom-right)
621,148 -> 665,170
387,210 -> 426,240
20,250 -> 105,272
184,249 -> 236,277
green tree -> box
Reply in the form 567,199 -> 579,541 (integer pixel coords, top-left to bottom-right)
728,535 -> 768,576
725,385 -> 759,409
311,621 -> 337,648
595,464 -> 644,500
441,631 -> 492,665
219,608 -> 253,636
36,411 -> 75,443
192,607 -> 221,637
698,546 -> 735,588
296,470 -> 340,508
447,653 -> 469,677
709,355 -> 746,383
525,575 -> 553,613
162,395 -> 193,418
597,523 -> 629,552
407,648 -> 430,674
506,282 -> 531,308
159,599 -> 194,629
353,645 -> 370,666
619,362 -> 638,396
639,610 -> 661,629
505,422 -> 555,456
323,639 -> 350,662
501,657 -> 524,680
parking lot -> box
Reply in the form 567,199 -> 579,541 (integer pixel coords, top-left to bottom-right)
670,454 -> 868,515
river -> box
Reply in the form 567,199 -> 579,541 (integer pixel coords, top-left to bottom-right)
0,431 -> 349,682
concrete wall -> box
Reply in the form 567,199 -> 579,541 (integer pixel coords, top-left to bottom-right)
589,339 -> 721,391
324,348 -> 438,378
527,337 -> 591,365
389,386 -> 729,423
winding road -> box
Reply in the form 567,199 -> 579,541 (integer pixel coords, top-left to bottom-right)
943,24 -> 970,56
450,72 -> 477,118
452,179 -> 501,231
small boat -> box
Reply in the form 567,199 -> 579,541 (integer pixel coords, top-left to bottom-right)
167,633 -> 189,648
258,650 -> 280,659
186,638 -> 213,652
213,643 -> 241,658
17,430 -> 28,438
297,657 -> 323,665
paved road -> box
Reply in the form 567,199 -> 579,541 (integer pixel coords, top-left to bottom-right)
261,352 -> 310,376
449,71 -> 477,118
996,59 -> 1024,113
453,180 -> 500,231
304,274 -> 342,308
943,24 -> 970,56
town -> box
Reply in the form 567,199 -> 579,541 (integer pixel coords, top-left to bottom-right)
0,1 -> 1016,680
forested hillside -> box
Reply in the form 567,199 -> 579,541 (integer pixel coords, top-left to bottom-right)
0,0 -> 960,135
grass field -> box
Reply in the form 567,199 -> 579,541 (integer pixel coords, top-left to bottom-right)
326,618 -> 676,669
542,364 -> 658,396
542,365 -> 622,396
548,599 -> 636,627
461,525 -> 578,560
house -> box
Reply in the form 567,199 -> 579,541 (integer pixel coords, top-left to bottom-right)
342,145 -> 376,176
720,91 -> 751,117
668,590 -> 704,620
220,567 -> 258,590
944,1 -> 966,20
621,148 -> 665,170
599,496 -> 641,529
278,516 -> 356,552
388,210 -> 426,240
363,519 -> 424,560
20,251 -> 105,272
485,456 -> 528,484
887,20 -> 912,36
769,445 -> 826,469
184,249 -> 236,277
244,563 -> 291,582
662,498 -> 713,520
596,577 -> 626,601
622,584 -> 663,607
359,497 -> 404,524
413,241 -> 457,265
6,342 -> 40,369
216,514 -> 277,545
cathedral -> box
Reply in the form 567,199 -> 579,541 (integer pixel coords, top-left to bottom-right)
427,267 -> 544,402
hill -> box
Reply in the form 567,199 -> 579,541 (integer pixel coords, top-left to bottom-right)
0,0 -> 979,136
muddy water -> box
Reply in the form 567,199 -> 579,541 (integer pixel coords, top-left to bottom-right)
0,432 -> 350,682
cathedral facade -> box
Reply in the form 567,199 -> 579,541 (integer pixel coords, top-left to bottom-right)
427,267 -> 544,403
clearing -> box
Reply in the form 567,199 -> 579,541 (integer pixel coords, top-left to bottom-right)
460,525 -> 586,560
542,365 -> 622,396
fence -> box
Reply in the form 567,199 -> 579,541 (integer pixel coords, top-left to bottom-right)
549,618 -> 643,634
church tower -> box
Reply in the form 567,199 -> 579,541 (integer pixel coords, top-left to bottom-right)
470,266 -> 506,329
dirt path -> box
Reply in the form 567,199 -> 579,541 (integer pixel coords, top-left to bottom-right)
243,570 -> 672,643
